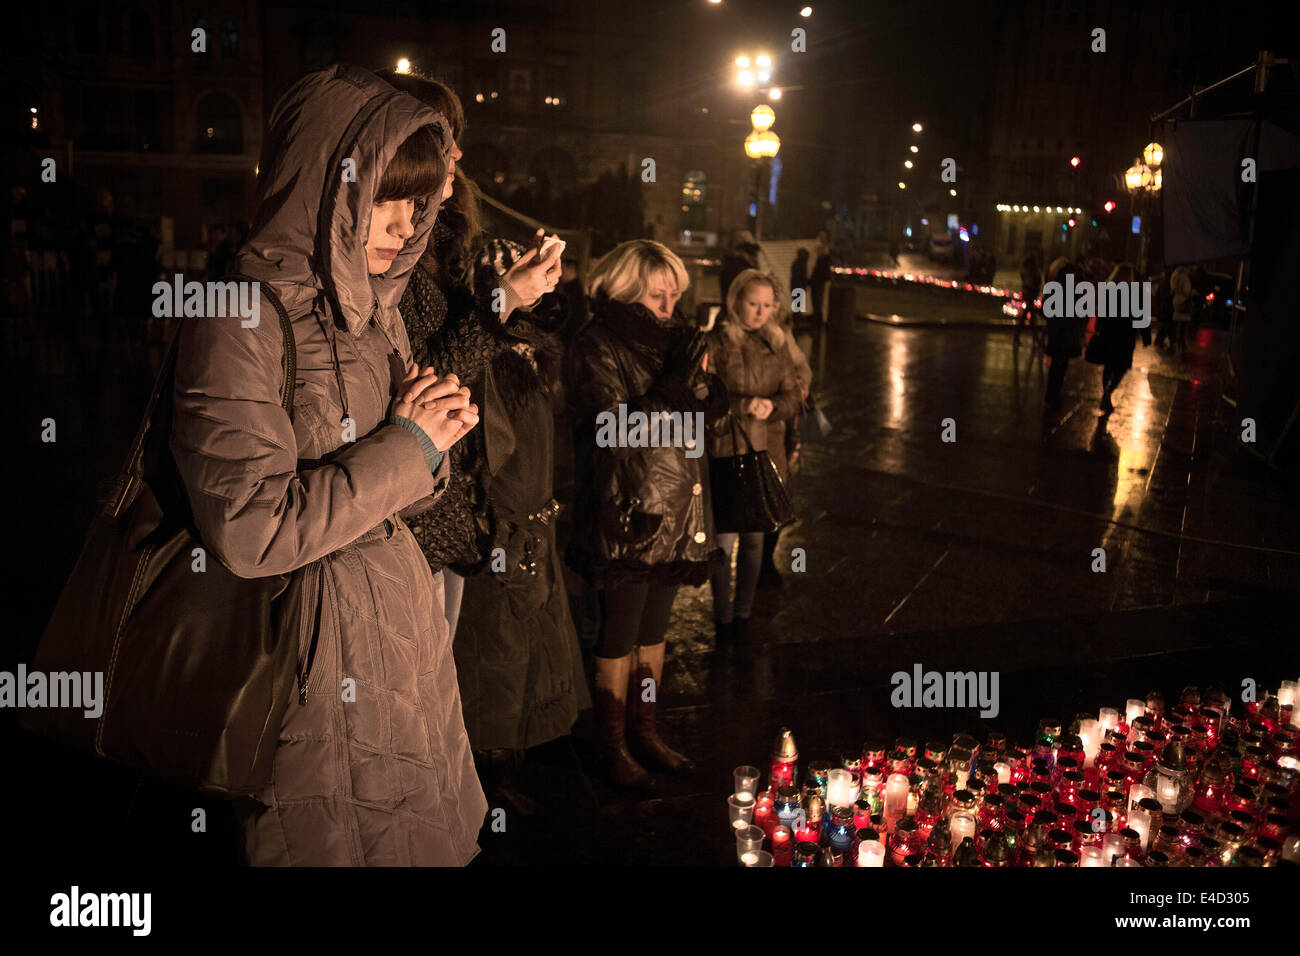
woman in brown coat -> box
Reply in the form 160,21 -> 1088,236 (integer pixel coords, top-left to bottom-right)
169,65 -> 488,865
706,269 -> 802,647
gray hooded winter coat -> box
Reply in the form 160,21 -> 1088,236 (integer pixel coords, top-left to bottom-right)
168,64 -> 488,865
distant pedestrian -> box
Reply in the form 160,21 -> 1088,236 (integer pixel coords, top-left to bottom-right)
1016,252 -> 1041,344
810,239 -> 832,323
1044,257 -> 1084,407
789,247 -> 811,331
1095,263 -> 1151,413
719,229 -> 760,303
708,269 -> 802,647
1170,265 -> 1194,355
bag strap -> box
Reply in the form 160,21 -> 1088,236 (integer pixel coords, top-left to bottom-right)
105,276 -> 298,518
725,407 -> 757,455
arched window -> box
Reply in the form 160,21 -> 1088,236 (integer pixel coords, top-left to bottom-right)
195,91 -> 243,153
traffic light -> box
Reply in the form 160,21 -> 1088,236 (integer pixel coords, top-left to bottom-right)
1103,200 -> 1116,213
1069,156 -> 1081,168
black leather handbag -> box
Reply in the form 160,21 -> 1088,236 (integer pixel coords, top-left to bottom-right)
709,412 -> 796,534
22,278 -> 314,799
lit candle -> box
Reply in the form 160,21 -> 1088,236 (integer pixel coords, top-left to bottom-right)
827,769 -> 853,808
1079,719 -> 1100,768
771,825 -> 792,867
1079,845 -> 1107,867
1103,831 -> 1126,864
1128,783 -> 1154,814
733,765 -> 761,796
1125,699 -> 1144,724
1279,681 -> 1297,708
1098,707 -> 1119,733
858,840 -> 885,867
734,824 -> 764,865
884,773 -> 910,825
950,810 -> 976,845
994,761 -> 1011,785
1155,775 -> 1179,811
1128,806 -> 1152,853
740,851 -> 759,866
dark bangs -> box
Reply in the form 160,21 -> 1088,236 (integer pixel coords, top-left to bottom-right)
374,124 -> 446,203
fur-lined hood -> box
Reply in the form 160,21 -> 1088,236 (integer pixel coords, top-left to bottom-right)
717,315 -> 790,353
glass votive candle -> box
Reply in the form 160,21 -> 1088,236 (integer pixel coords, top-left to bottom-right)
1279,681 -> 1297,708
827,768 -> 854,808
1128,783 -> 1154,814
858,839 -> 885,867
735,824 -> 764,864
728,793 -> 755,829
1125,699 -> 1145,726
743,849 -> 774,867
950,809 -> 977,845
1127,806 -> 1153,853
1103,831 -> 1127,864
1099,707 -> 1119,734
994,761 -> 1011,785
1079,845 -> 1107,867
733,765 -> 761,796
771,825 -> 793,867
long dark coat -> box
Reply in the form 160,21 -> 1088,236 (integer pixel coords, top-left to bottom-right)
402,246 -> 588,752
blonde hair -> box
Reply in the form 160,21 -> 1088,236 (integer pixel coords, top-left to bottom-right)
725,269 -> 782,325
587,239 -> 690,304
722,269 -> 788,348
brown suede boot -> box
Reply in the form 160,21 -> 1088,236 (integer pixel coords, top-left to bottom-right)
593,654 -> 655,791
627,644 -> 696,774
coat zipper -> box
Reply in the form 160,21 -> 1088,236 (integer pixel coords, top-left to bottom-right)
298,568 -> 326,705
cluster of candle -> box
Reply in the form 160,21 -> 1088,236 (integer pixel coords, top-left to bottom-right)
728,682 -> 1300,867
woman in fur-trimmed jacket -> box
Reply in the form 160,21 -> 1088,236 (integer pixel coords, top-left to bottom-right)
706,269 -> 802,648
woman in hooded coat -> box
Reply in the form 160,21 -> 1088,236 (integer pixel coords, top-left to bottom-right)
168,65 -> 489,866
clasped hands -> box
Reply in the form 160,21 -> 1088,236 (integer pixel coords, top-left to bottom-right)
391,361 -> 479,451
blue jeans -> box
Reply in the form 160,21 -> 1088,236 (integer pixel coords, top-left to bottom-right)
711,532 -> 765,623
441,569 -> 465,639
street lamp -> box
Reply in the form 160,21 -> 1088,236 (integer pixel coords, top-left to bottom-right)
912,123 -> 923,133
395,58 -> 411,74
744,106 -> 780,239
1125,162 -> 1153,191
1143,141 -> 1164,167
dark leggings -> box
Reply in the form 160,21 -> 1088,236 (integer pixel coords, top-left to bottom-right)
596,580 -> 680,658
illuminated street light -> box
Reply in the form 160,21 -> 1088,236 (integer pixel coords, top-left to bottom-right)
912,123 -> 923,132
898,182 -> 906,189
1125,161 -> 1153,191
757,70 -> 771,83
396,58 -> 411,74
750,104 -> 776,131
909,145 -> 918,153
1143,141 -> 1164,166
736,56 -> 750,68
904,160 -> 913,169
800,5 -> 812,15
744,129 -> 780,158
756,54 -> 772,67
769,88 -> 782,100
1069,155 -> 1080,167
950,189 -> 957,196
738,70 -> 754,87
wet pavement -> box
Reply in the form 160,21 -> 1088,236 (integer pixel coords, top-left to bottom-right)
6,292 -> 1299,867
474,297 -> 1299,866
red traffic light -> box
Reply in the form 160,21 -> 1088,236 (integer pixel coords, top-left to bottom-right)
1069,156 -> 1081,167
1104,200 -> 1116,213
1067,218 -> 1076,228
